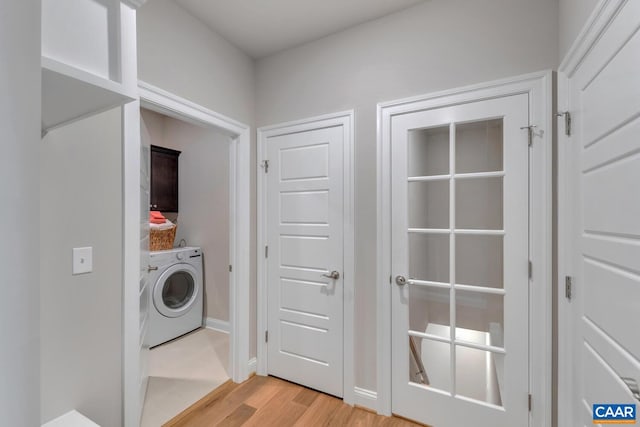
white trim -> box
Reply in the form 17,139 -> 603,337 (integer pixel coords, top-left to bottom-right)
121,0 -> 148,9
123,81 -> 251,427
376,71 -> 553,425
557,2 -> 628,426
353,387 -> 378,412
256,110 -> 355,404
248,357 -> 257,375
204,317 -> 231,334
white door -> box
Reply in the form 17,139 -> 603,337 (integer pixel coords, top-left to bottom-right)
563,1 -> 640,424
265,125 -> 344,397
391,94 -> 530,426
139,117 -> 152,405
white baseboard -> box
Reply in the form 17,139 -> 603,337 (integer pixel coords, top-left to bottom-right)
248,357 -> 257,375
353,386 -> 377,412
204,317 -> 230,334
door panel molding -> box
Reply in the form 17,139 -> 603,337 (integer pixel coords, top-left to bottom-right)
377,71 -> 552,426
257,110 -> 355,404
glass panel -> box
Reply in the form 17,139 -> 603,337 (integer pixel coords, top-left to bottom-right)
409,233 -> 450,283
456,235 -> 503,288
409,181 -> 449,229
456,177 -> 503,230
410,336 -> 451,392
455,346 -> 503,406
408,126 -> 450,177
455,291 -> 504,348
162,271 -> 194,309
409,285 -> 450,339
456,119 -> 503,174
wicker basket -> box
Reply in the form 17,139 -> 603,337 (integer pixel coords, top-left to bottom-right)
150,224 -> 177,251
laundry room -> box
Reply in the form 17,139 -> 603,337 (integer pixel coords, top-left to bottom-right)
139,107 -> 232,425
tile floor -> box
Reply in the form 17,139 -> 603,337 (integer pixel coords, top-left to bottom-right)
141,328 -> 230,427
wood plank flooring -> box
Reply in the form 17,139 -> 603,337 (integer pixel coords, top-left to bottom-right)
164,375 -> 426,427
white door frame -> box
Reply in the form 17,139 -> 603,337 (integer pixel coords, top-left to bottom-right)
376,71 -> 553,425
557,1 -> 632,425
122,81 -> 251,426
256,111 -> 355,404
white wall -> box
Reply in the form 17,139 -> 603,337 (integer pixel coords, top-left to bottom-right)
0,1 -> 41,425
256,0 -> 559,392
558,0 -> 600,62
40,108 -> 123,427
142,109 -> 231,322
137,0 -> 257,358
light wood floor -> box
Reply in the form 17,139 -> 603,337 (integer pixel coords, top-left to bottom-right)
164,375 -> 426,427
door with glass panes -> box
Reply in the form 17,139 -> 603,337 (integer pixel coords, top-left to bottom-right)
391,94 -> 530,426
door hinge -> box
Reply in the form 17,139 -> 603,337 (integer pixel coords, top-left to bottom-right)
520,125 -> 537,146
265,245 -> 269,258
528,260 -> 532,279
265,330 -> 269,343
565,276 -> 573,300
389,275 -> 392,285
229,265 -> 233,272
261,160 -> 269,173
557,111 -> 572,136
528,394 -> 532,411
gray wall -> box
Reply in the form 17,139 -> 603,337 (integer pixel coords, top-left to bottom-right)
40,108 -> 123,427
256,0 -> 559,392
559,0 -> 600,62
0,1 -> 41,425
142,108 -> 231,323
137,0 -> 258,358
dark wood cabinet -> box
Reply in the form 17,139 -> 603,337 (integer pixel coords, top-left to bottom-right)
150,145 -> 181,212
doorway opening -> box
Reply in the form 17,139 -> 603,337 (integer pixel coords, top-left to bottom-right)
123,82 -> 251,426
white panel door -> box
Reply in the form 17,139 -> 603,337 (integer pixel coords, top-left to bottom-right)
564,1 -> 640,423
266,126 -> 344,397
139,116 -> 152,405
391,94 -> 530,426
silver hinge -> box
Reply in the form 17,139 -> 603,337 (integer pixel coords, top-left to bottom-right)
265,245 -> 269,258
557,111 -> 571,136
229,265 -> 233,272
565,276 -> 573,300
520,125 -> 537,146
528,394 -> 532,411
265,330 -> 269,343
261,160 -> 269,173
528,261 -> 532,279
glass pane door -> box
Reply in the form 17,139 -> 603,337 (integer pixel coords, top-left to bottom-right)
391,94 -> 530,427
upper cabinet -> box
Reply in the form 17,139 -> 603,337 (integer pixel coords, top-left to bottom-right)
41,0 -> 144,134
150,145 -> 181,212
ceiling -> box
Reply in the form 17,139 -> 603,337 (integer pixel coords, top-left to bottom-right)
174,0 -> 427,59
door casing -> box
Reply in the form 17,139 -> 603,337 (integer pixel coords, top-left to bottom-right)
377,71 -> 553,426
257,111 -> 355,404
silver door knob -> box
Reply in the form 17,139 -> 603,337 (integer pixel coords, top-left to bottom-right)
322,270 -> 340,280
396,275 -> 408,286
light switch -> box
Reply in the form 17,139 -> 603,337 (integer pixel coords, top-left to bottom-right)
72,247 -> 93,275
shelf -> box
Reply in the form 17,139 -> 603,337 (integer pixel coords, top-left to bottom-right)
41,56 -> 135,135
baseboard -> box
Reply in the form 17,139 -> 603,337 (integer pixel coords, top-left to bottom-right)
204,317 -> 230,334
248,357 -> 257,375
353,387 -> 377,412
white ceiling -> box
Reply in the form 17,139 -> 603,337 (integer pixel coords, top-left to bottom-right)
174,0 -> 427,59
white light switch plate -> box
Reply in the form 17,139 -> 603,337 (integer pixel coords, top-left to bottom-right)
72,247 -> 93,275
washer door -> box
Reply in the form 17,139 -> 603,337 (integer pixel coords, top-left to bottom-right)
153,263 -> 199,318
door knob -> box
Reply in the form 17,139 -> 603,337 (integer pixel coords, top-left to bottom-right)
322,270 -> 340,280
622,377 -> 640,402
396,275 -> 414,286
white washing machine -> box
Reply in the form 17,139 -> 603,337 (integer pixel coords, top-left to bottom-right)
146,247 -> 204,348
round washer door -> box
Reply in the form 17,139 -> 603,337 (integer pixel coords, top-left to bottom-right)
153,263 -> 199,318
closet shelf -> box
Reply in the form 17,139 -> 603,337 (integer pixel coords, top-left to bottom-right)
41,56 -> 135,135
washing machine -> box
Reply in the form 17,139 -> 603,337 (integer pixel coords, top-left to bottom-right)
146,247 -> 204,348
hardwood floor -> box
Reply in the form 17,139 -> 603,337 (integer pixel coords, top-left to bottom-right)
164,375 -> 426,427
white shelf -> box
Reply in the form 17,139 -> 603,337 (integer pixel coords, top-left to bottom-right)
41,56 -> 135,134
